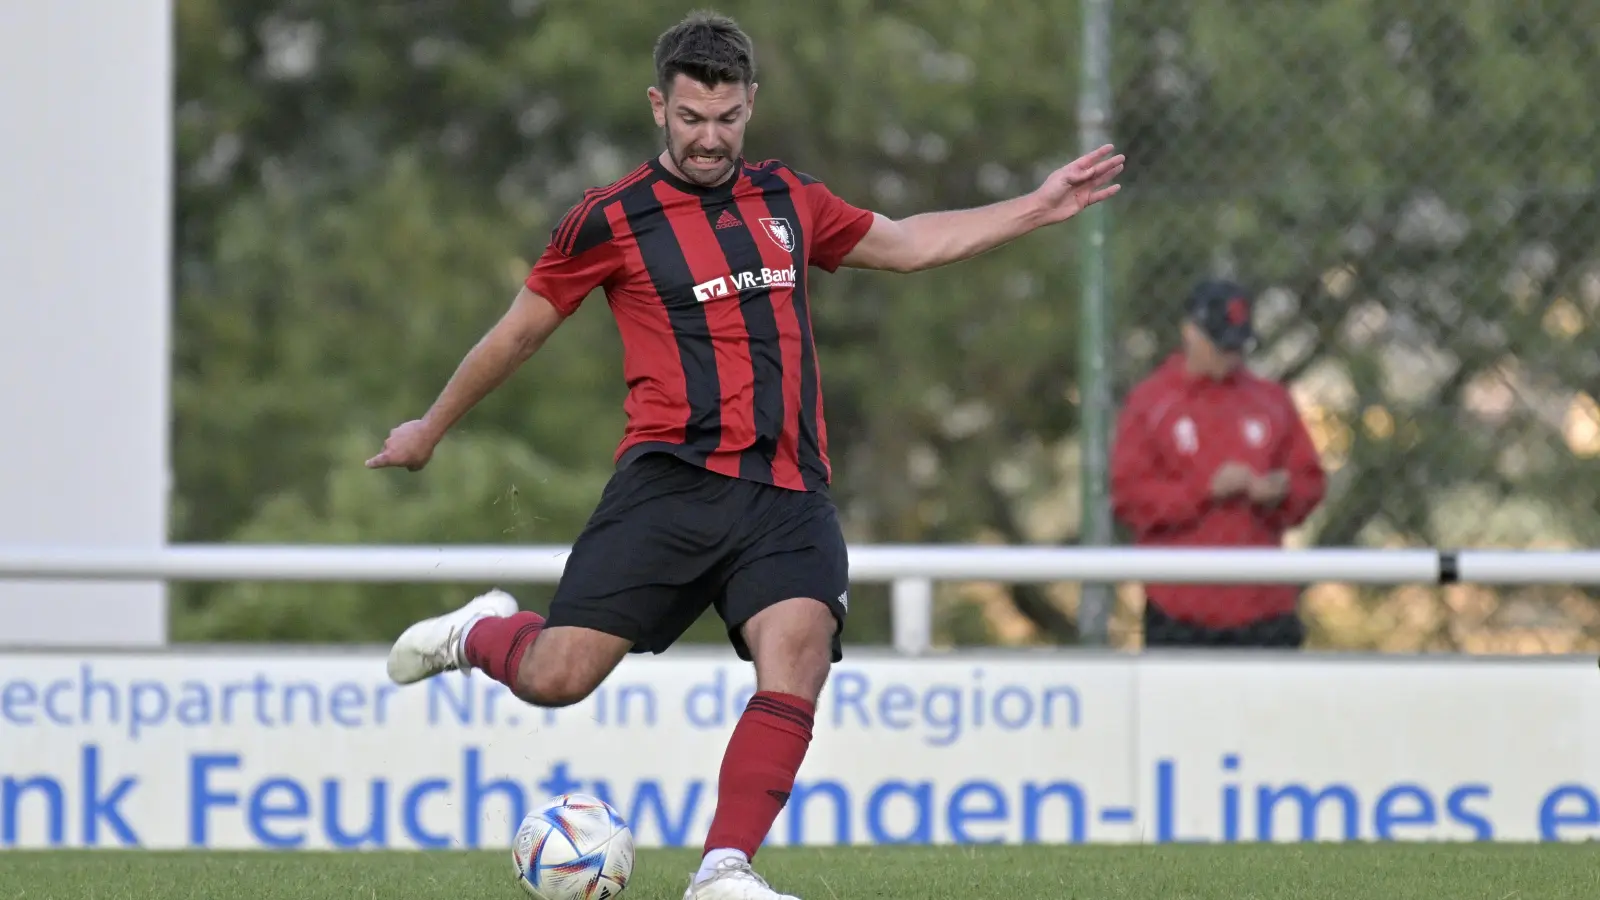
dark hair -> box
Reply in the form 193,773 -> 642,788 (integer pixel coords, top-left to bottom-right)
653,11 -> 756,93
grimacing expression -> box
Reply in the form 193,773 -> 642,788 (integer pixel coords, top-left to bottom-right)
650,74 -> 755,187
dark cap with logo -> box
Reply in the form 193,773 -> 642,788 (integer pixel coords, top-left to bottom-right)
1184,279 -> 1255,352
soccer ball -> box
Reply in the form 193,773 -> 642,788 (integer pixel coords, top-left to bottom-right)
512,793 -> 635,900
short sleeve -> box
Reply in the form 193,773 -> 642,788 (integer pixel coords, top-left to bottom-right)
524,199 -> 621,316
802,181 -> 876,273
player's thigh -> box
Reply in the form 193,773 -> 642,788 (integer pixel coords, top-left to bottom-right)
719,490 -> 850,666
547,454 -> 732,653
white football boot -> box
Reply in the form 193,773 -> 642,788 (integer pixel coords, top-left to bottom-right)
683,857 -> 801,900
385,589 -> 519,685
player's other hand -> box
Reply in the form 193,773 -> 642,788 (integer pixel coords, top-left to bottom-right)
366,419 -> 441,471
1032,144 -> 1124,225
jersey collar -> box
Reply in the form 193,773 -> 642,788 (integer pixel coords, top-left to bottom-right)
649,155 -> 743,198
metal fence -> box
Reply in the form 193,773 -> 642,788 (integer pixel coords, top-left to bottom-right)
1070,1 -> 1600,652
132,2 -> 1600,655
5,544 -> 1600,655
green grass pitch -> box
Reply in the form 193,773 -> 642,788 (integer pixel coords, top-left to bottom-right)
4,845 -> 1596,900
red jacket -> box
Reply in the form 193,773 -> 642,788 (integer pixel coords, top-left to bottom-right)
1110,353 -> 1327,628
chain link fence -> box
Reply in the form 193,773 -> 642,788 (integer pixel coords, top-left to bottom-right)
158,1 -> 1600,652
1050,1 -> 1600,652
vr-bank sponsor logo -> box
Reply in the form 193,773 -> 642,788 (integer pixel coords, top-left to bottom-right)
692,266 -> 797,302
692,277 -> 730,303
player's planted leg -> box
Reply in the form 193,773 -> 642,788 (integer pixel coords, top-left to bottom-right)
386,590 -> 632,708
687,597 -> 835,900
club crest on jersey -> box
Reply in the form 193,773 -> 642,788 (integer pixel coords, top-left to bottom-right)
759,217 -> 795,252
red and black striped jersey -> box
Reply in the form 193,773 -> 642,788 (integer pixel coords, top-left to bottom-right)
525,156 -> 875,492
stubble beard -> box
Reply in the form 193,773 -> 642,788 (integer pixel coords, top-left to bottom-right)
665,129 -> 737,187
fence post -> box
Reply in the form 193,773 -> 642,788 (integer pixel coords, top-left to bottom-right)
1075,0 -> 1116,645
890,577 -> 934,655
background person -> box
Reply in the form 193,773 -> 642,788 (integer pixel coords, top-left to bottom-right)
1109,279 -> 1327,648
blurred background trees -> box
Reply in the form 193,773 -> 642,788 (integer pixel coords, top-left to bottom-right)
171,0 -> 1600,651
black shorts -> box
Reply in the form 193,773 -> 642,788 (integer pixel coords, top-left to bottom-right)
545,453 -> 850,662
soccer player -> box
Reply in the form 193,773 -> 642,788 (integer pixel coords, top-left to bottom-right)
367,11 -> 1121,900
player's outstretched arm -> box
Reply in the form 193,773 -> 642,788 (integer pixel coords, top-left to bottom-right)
366,287 -> 564,471
841,144 -> 1124,274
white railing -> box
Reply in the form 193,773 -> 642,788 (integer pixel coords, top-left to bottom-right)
0,544 -> 1596,653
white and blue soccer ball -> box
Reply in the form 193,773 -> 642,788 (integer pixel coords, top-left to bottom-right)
512,793 -> 635,900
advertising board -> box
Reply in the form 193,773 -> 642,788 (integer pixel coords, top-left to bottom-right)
1134,656 -> 1600,843
0,650 -> 1593,848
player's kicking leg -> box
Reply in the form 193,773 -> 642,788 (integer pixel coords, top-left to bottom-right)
385,589 -> 517,684
385,588 -> 631,706
386,455 -> 729,706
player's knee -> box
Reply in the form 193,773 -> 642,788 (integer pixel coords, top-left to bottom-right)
513,646 -> 601,708
745,597 -> 836,699
512,625 -> 631,708
515,666 -> 596,708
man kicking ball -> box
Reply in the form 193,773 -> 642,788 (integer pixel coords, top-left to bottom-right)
371,11 -> 1123,899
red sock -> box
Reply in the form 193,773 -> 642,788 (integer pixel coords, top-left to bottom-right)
703,691 -> 815,858
463,611 -> 545,687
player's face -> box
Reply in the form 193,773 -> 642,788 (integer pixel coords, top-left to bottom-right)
649,74 -> 755,187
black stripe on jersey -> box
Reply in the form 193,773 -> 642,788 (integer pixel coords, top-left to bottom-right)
619,186 -> 723,463
554,163 -> 651,255
701,195 -> 782,484
746,164 -> 826,490
753,159 -> 819,187
565,201 -> 615,256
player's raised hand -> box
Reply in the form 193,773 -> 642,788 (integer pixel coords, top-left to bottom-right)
1032,144 -> 1125,225
366,419 -> 441,471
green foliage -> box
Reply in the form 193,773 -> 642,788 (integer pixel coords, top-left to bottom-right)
1111,1 -> 1600,555
173,0 -> 1600,649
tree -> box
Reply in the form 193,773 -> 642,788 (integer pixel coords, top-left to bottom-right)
170,0 -> 1600,651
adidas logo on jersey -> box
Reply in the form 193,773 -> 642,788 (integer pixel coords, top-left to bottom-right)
714,209 -> 742,230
